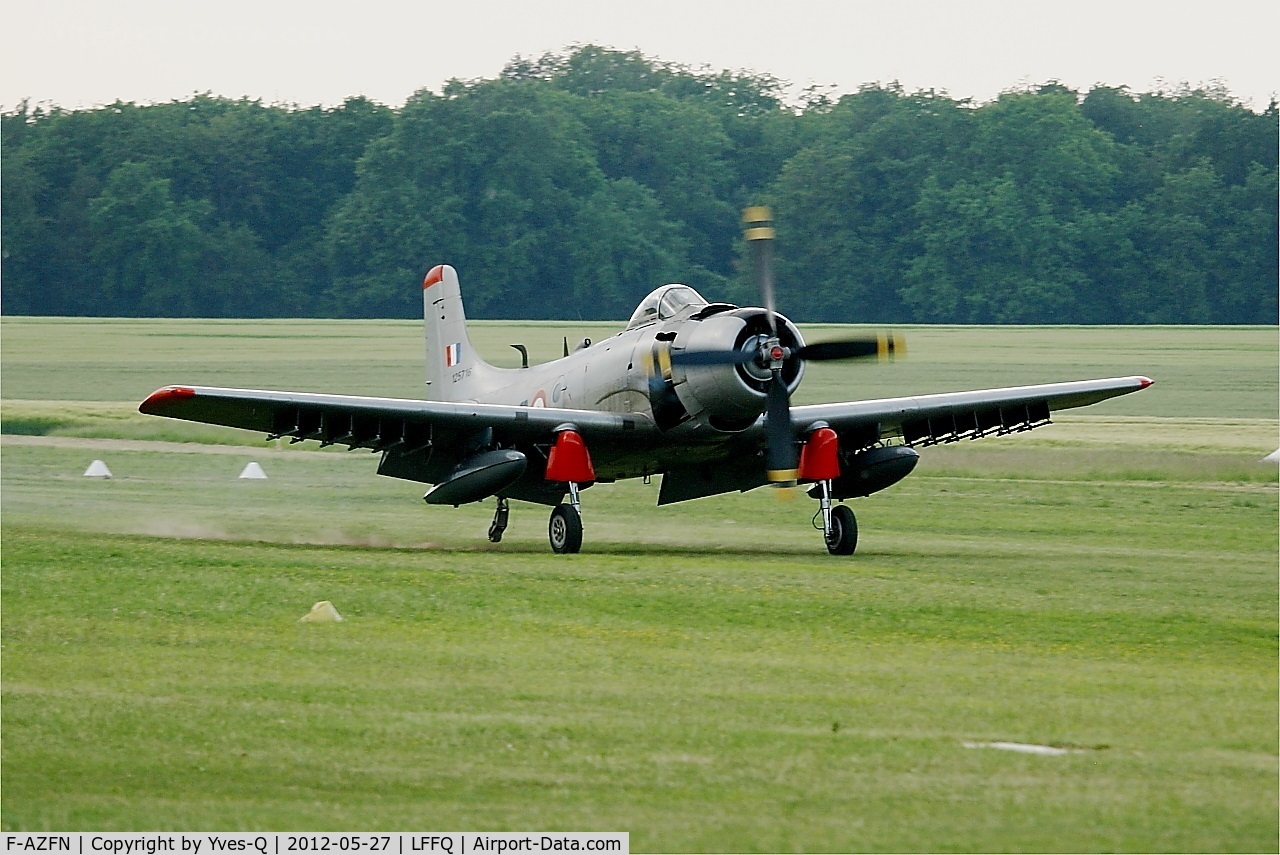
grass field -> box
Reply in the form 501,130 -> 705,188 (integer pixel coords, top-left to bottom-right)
2,317 -> 1277,851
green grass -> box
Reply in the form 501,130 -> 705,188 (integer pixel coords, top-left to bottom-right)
3,441 -> 1276,848
2,317 -> 1277,849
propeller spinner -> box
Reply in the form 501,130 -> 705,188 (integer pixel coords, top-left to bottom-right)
671,206 -> 905,487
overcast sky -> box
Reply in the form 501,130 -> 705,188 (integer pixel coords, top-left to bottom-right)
4,0 -> 1276,112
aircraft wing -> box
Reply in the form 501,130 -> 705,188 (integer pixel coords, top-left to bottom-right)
790,375 -> 1153,446
139,385 -> 657,451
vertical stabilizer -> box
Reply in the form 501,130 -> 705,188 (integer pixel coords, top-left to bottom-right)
422,264 -> 497,402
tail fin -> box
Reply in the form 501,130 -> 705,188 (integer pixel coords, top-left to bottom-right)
422,264 -> 496,402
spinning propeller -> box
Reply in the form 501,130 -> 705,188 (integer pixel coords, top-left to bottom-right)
671,207 -> 905,486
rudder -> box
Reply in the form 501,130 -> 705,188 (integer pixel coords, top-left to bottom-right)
422,264 -> 493,401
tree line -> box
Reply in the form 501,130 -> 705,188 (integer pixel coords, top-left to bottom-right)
3,46 -> 1276,323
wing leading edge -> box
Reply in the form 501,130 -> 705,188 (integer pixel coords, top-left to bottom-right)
139,385 -> 656,452
790,375 -> 1154,446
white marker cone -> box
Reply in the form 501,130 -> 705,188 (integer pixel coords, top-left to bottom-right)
299,601 -> 344,623
239,461 -> 268,479
83,459 -> 113,479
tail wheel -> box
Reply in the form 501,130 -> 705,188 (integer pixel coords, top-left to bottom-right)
826,504 -> 858,555
548,503 -> 583,554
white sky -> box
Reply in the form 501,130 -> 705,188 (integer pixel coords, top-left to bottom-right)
3,0 -> 1277,112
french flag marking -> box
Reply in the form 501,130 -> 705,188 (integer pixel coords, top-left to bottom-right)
445,342 -> 462,367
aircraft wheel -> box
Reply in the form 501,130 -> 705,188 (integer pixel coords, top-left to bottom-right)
825,504 -> 858,556
548,503 -> 583,554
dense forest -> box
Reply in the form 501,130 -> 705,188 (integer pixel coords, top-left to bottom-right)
3,46 -> 1276,323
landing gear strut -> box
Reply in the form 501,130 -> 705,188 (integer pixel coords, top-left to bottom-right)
488,497 -> 510,543
817,478 -> 857,555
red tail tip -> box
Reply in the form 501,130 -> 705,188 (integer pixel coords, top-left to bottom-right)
423,265 -> 446,290
1138,376 -> 1154,389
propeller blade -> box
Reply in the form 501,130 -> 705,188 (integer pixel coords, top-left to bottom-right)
744,207 -> 901,487
671,333 -> 906,367
763,369 -> 797,486
795,332 -> 906,362
669,348 -> 758,367
743,206 -> 777,335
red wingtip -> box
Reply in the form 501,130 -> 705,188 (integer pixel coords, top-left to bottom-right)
1138,376 -> 1154,389
140,385 -> 195,412
423,265 -> 446,290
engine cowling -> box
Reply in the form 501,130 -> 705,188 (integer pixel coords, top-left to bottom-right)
672,309 -> 805,430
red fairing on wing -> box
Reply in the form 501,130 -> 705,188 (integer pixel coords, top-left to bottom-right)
545,429 -> 596,483
797,426 -> 841,482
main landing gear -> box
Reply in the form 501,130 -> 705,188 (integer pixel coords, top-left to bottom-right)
485,493 -> 585,553
543,426 -> 593,555
494,485 -> 854,555
478,427 -> 595,554
803,427 -> 857,556
825,503 -> 858,555
548,491 -> 584,554
815,477 -> 858,555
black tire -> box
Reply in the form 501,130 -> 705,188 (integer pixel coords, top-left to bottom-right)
548,503 -> 583,554
826,504 -> 858,555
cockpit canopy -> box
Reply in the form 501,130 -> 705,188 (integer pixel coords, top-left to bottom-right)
626,284 -> 709,329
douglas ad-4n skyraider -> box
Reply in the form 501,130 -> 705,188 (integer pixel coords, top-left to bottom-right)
141,208 -> 1153,554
